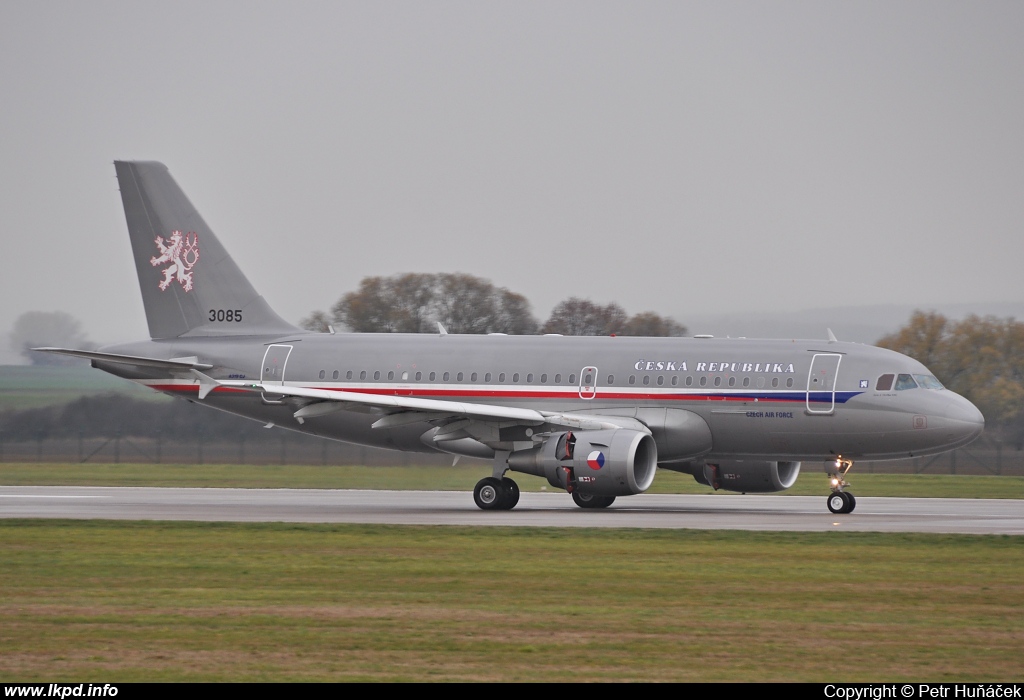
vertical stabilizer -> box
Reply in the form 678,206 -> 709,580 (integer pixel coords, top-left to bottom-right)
115,161 -> 299,339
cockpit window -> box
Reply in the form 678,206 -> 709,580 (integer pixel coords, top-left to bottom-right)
913,374 -> 945,390
876,374 -> 894,391
894,374 -> 918,391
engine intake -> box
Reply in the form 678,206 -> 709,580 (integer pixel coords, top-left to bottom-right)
507,429 -> 658,497
681,460 -> 801,493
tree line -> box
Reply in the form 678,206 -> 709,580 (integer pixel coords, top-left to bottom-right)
877,311 -> 1024,446
300,272 -> 687,337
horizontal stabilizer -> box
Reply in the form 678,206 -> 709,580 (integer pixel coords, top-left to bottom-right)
33,347 -> 213,370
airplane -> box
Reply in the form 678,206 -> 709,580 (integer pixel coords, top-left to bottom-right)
37,161 -> 985,515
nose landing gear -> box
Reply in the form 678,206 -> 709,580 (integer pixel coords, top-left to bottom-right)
825,457 -> 856,514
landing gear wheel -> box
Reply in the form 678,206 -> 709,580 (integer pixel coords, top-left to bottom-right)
827,492 -> 846,514
572,491 -> 616,509
827,491 -> 855,514
474,477 -> 506,510
500,478 -> 520,509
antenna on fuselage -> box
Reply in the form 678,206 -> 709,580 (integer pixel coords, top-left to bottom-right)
437,322 -> 449,336
827,328 -> 838,343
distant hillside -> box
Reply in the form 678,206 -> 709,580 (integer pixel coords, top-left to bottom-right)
682,302 -> 1024,345
0,365 -> 165,411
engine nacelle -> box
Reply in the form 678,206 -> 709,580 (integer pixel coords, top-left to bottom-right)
680,459 -> 801,493
507,429 -> 658,497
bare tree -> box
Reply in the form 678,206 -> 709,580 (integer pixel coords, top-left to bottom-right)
621,311 -> 687,337
299,310 -> 332,333
492,290 -> 539,335
326,273 -> 538,334
10,311 -> 94,365
541,298 -> 629,336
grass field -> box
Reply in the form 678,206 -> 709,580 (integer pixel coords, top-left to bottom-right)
0,366 -> 163,410
0,520 -> 1020,682
1,461 -> 1023,498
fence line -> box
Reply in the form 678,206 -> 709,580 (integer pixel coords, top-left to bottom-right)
0,432 -> 1019,473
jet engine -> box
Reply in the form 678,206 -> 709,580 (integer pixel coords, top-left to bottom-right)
507,429 -> 657,497
669,459 -> 801,493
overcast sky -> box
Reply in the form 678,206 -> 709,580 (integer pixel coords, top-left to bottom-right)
1,1 -> 1022,347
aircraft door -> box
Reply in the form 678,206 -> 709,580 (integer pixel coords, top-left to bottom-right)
806,353 -> 842,414
579,366 -> 598,400
261,344 -> 293,386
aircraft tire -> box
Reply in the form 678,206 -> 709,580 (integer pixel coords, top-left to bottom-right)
474,477 -> 506,510
844,492 -> 856,514
500,478 -> 520,510
827,492 -> 846,514
572,491 -> 616,509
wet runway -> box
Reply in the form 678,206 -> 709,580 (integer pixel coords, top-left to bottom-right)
0,486 -> 1021,534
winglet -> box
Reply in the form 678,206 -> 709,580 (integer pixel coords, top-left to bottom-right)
437,322 -> 448,336
827,328 -> 838,343
189,369 -> 220,400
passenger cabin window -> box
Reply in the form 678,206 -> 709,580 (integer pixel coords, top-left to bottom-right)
554,374 -> 562,383
443,372 -> 450,381
728,377 -> 735,387
485,372 -> 492,382
499,373 -> 505,382
657,376 -> 664,386
699,376 -> 707,387
346,370 -> 353,380
527,373 -> 534,383
742,377 -> 750,387
374,371 -> 381,380
388,371 -> 394,380
786,378 -> 793,388
318,370 -> 325,379
471,372 -> 477,382
894,374 -> 918,391
714,377 -> 722,387
513,373 -> 520,382
402,371 -> 408,380
671,376 -> 678,386
429,372 -> 436,381
360,370 -> 367,380
876,374 -> 895,391
607,375 -> 614,384
333,370 -> 339,380
685,376 -> 693,387
457,372 -> 463,381
643,376 -> 650,386
628,376 -> 636,385
415,371 -> 422,381
569,374 -> 576,384
541,374 -> 547,383
771,377 -> 779,388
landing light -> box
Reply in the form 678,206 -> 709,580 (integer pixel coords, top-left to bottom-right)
830,478 -> 839,487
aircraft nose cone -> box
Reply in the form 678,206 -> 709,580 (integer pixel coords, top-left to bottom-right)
944,394 -> 985,444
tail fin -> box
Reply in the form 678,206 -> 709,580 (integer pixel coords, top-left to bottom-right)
115,161 -> 299,339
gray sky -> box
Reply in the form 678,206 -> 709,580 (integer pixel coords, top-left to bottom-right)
2,1 -> 1022,347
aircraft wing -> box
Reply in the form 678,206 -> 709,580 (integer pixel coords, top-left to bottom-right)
222,378 -> 643,433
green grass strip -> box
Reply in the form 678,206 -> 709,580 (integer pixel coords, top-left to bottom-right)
0,520 -> 1020,681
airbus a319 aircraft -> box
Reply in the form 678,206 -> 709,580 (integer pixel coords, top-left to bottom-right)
39,161 -> 985,514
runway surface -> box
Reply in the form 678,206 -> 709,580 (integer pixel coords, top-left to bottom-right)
0,486 -> 1021,533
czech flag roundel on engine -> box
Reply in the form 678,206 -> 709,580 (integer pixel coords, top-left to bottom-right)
587,450 -> 605,470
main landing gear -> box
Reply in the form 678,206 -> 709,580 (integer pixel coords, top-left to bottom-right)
825,457 -> 856,514
473,476 -> 520,511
